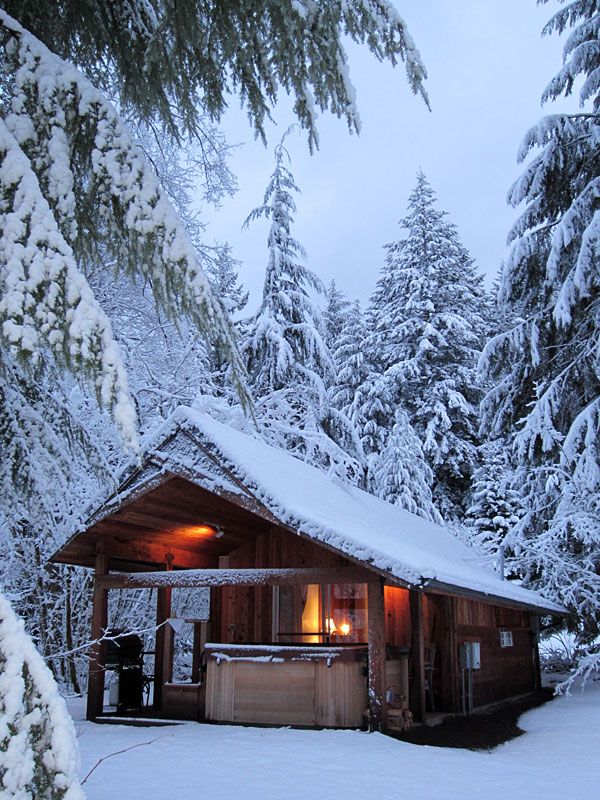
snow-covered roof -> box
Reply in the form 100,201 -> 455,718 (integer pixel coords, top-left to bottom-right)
100,407 -> 564,615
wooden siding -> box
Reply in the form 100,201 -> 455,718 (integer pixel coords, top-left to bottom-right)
162,683 -> 203,721
455,597 -> 535,706
384,586 -> 410,647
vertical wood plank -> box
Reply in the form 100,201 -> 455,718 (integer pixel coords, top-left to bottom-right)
368,578 -> 387,732
409,589 -> 426,722
441,596 -> 459,711
86,548 -> 109,721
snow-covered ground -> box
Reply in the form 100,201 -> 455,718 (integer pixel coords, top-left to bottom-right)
70,681 -> 600,800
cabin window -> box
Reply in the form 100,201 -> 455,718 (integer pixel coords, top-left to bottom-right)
274,583 -> 368,643
500,629 -> 514,648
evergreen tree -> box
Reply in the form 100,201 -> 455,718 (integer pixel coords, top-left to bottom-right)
204,246 -> 249,398
481,0 -> 600,663
243,134 -> 333,399
323,280 -> 351,353
465,439 -> 523,555
0,589 -> 85,798
330,300 -> 369,419
243,136 -> 362,481
466,271 -> 523,553
372,408 -> 442,523
364,171 -> 486,520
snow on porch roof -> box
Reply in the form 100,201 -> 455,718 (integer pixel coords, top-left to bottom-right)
125,407 -> 563,615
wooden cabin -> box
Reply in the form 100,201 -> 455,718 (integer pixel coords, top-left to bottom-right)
51,408 -> 563,732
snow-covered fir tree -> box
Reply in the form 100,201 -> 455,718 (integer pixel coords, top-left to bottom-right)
372,408 -> 442,523
323,280 -> 351,353
243,134 -> 333,398
364,171 -> 486,520
0,589 -> 85,798
465,271 -> 523,555
330,300 -> 369,420
480,0 -> 600,666
203,246 -> 249,399
465,439 -> 523,555
243,135 -> 362,481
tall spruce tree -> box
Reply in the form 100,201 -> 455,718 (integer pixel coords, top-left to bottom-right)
323,280 -> 351,352
330,300 -> 369,419
243,135 -> 332,398
243,136 -> 361,481
365,171 -> 486,520
481,0 -> 600,664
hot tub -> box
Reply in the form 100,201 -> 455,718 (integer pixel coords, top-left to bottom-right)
204,643 -> 369,728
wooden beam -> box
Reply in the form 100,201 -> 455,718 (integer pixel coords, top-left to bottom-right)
98,566 -> 370,590
368,578 -> 387,733
409,589 -> 426,722
86,549 -> 109,721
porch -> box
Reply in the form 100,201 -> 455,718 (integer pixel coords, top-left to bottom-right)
85,561 -> 423,732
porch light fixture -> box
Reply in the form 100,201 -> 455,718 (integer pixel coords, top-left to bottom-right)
186,524 -> 223,538
339,622 -> 350,636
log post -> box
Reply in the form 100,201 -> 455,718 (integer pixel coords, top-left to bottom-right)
367,578 -> 387,732
409,588 -> 426,722
86,547 -> 110,721
153,553 -> 173,710
191,620 -> 209,683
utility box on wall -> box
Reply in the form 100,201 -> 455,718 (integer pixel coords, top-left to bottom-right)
459,641 -> 481,670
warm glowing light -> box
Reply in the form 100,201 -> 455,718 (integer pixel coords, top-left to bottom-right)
339,622 -> 350,636
186,525 -> 217,537
327,618 -> 337,634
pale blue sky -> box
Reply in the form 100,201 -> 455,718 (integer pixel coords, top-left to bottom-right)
204,0 -> 578,307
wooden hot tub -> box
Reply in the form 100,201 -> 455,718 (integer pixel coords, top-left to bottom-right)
204,643 -> 369,728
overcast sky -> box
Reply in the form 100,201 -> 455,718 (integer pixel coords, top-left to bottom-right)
203,0 -> 578,308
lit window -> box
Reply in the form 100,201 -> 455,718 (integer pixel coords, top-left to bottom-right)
274,584 -> 367,643
500,630 -> 514,648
